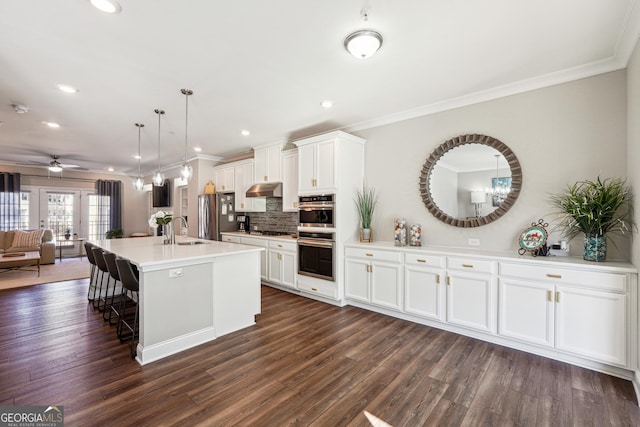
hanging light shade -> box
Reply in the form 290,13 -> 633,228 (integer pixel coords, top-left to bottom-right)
133,123 -> 145,190
152,109 -> 166,186
180,88 -> 193,181
344,30 -> 383,59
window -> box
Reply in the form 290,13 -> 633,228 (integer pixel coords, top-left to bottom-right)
88,194 -> 110,240
0,191 -> 29,230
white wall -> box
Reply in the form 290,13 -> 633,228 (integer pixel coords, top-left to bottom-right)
627,38 -> 640,268
355,71 -> 628,259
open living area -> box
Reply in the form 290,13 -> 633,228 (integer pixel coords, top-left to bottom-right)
2,1 -> 640,425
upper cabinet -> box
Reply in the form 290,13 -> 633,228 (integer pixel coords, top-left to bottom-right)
294,131 -> 365,194
282,149 -> 298,212
234,160 -> 266,212
214,164 -> 235,193
253,142 -> 283,184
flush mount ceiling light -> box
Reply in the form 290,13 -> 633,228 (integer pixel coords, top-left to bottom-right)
133,123 -> 145,191
90,0 -> 121,14
152,109 -> 166,187
344,9 -> 383,59
180,89 -> 193,182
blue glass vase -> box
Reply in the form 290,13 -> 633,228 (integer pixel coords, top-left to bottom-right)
584,235 -> 606,261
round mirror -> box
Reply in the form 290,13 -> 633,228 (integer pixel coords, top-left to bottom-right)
419,134 -> 522,227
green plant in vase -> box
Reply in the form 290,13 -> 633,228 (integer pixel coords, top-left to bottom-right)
549,177 -> 635,261
354,184 -> 378,242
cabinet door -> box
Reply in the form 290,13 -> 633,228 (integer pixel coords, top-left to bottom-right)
215,166 -> 234,192
404,265 -> 444,321
240,237 -> 268,280
282,151 -> 298,212
498,279 -> 554,348
234,164 -> 249,211
298,144 -> 316,192
555,286 -> 627,366
345,258 -> 370,302
447,272 -> 496,334
370,261 -> 402,310
315,139 -> 336,191
268,250 -> 282,284
253,148 -> 268,183
280,250 -> 296,288
266,144 -> 282,182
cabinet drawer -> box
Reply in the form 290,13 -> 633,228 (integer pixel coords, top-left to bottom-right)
268,239 -> 297,252
221,235 -> 240,243
298,280 -> 337,299
500,263 -> 626,292
345,247 -> 402,263
405,253 -> 445,268
239,237 -> 268,248
447,257 -> 495,274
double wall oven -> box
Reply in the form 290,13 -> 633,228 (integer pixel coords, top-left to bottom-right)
297,194 -> 335,282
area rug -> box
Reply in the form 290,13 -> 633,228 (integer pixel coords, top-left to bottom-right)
0,258 -> 90,291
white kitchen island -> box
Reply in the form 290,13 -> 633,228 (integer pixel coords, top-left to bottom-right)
91,236 -> 264,365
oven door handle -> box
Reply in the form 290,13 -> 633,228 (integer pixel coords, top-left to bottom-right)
298,239 -> 334,248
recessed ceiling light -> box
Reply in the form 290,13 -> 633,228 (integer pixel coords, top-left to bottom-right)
193,146 -> 202,152
42,121 -> 60,128
90,0 -> 122,14
57,84 -> 78,94
133,154 -> 142,160
107,167 -> 115,172
241,129 -> 251,136
321,100 -> 334,109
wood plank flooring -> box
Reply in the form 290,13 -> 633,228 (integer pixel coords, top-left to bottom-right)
1,279 -> 639,426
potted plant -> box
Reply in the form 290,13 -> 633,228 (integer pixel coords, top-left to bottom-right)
354,184 -> 378,242
105,228 -> 124,239
64,228 -> 71,240
549,176 -> 635,261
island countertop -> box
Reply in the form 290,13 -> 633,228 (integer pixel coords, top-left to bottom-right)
89,235 -> 264,269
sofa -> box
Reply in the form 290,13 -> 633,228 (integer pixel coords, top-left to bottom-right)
0,229 -> 56,266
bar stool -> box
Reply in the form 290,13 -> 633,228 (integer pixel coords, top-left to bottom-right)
84,242 -> 98,302
91,247 -> 111,311
103,252 -> 123,325
116,258 -> 140,359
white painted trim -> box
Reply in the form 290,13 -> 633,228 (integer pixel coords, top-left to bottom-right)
136,326 -> 217,365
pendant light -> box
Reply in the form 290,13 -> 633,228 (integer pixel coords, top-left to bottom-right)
152,109 -> 166,186
133,123 -> 145,190
180,88 -> 193,181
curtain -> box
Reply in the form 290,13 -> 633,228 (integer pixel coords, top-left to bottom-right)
96,179 -> 122,232
0,172 -> 21,231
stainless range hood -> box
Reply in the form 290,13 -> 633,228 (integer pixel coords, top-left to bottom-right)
246,182 -> 282,198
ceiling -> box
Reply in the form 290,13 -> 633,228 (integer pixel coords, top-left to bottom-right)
1,0 -> 639,176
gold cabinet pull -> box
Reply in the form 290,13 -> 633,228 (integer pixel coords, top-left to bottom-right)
547,290 -> 553,302
462,264 -> 474,268
365,253 -> 374,257
417,259 -> 426,263
547,274 -> 562,279
447,276 -> 451,286
278,244 -> 283,247
311,287 -> 318,291
436,275 -> 440,284
264,175 -> 268,181
556,291 -> 560,303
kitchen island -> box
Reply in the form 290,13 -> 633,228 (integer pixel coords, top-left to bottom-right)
90,236 -> 264,365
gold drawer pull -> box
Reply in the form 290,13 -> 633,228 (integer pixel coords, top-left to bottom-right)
365,253 -> 374,257
311,287 -> 318,291
462,264 -> 474,268
277,244 -> 283,247
417,259 -> 427,263
546,274 -> 562,279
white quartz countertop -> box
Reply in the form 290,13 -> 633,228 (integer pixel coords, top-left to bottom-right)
345,240 -> 638,273
90,236 -> 264,268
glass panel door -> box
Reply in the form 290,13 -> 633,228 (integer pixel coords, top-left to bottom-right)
39,190 -> 79,241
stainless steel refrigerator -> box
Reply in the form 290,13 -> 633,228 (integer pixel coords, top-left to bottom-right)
198,193 -> 238,241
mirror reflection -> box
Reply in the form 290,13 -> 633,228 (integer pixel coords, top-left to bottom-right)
429,144 -> 511,219
419,134 -> 521,228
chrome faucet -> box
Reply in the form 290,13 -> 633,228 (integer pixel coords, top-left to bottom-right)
171,216 -> 188,243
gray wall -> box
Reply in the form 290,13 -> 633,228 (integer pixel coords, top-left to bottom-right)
355,70 -> 628,259
628,38 -> 640,268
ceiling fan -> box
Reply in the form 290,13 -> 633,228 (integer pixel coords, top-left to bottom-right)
47,155 -> 84,172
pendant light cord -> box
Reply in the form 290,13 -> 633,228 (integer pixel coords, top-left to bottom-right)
154,109 -> 165,172
181,89 -> 193,165
135,123 -> 144,176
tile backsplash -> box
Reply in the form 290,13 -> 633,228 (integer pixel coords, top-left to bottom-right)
245,198 -> 297,234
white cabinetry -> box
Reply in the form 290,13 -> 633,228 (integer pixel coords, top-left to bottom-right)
214,165 -> 235,192
253,143 -> 283,183
499,262 -> 628,366
345,247 -> 403,310
282,149 -> 298,212
267,240 -> 297,288
404,253 -> 445,321
297,139 -> 336,193
221,234 -> 240,243
240,236 -> 268,280
234,160 -> 266,212
446,257 -> 497,334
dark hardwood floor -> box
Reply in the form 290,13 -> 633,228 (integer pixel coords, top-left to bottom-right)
1,279 -> 639,426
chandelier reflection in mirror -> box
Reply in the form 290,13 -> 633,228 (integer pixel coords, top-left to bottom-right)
486,154 -> 511,206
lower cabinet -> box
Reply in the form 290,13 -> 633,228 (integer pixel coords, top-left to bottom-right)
239,236 -> 268,280
446,270 -> 497,334
345,248 -> 403,310
499,262 -> 629,366
267,240 -> 297,288
404,254 -> 445,321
